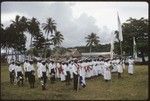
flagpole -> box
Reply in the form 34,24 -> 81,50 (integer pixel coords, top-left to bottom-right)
119,40 -> 123,57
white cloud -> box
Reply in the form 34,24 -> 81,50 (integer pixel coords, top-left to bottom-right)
1,1 -> 148,48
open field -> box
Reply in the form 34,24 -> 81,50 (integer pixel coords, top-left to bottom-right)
1,65 -> 148,100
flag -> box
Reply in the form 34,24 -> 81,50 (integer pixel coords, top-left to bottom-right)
110,31 -> 115,59
117,12 -> 123,41
133,37 -> 137,59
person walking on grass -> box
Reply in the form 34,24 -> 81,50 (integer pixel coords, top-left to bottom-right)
8,60 -> 16,84
128,57 -> 135,75
15,61 -> 24,87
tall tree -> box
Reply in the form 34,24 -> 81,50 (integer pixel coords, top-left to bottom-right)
85,32 -> 100,52
51,31 -> 64,47
114,17 -> 148,62
27,17 -> 40,48
42,17 -> 57,40
10,15 -> 28,60
42,17 -> 57,58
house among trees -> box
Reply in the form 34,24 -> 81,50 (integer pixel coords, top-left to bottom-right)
64,48 -> 81,58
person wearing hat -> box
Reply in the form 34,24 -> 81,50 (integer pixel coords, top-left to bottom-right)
15,61 -> 24,87
38,60 -> 47,90
128,57 -> 134,75
23,59 -> 30,82
8,60 -> 16,84
28,60 -> 35,88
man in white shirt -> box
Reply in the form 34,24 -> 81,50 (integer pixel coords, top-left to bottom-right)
8,61 -> 16,84
15,61 -> 24,87
38,60 -> 47,90
23,59 -> 29,81
28,60 -> 35,88
48,61 -> 56,84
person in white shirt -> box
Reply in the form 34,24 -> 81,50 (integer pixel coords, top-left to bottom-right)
103,59 -> 111,81
23,59 -> 29,81
37,59 -> 42,81
117,58 -> 123,79
111,58 -> 118,73
28,60 -> 35,88
72,60 -> 80,91
128,57 -> 134,75
64,62 -> 71,85
8,61 -> 16,84
59,62 -> 66,81
38,60 -> 47,90
48,61 -> 56,84
15,61 -> 24,87
68,61 -> 73,79
80,60 -> 86,88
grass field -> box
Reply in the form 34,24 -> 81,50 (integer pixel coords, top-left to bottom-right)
1,64 -> 148,100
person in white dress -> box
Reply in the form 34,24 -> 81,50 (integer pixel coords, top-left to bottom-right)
128,57 -> 134,75
103,59 -> 111,81
60,62 -> 66,81
116,58 -> 123,78
80,61 -> 86,88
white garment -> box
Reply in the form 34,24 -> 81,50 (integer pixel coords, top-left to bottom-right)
28,64 -> 35,72
68,63 -> 73,79
23,62 -> 29,72
15,65 -> 23,77
38,64 -> 47,78
9,64 -> 15,72
128,59 -> 134,74
37,62 -> 42,78
103,62 -> 111,80
56,63 -> 60,78
60,64 -> 66,81
111,60 -> 118,72
117,60 -> 123,73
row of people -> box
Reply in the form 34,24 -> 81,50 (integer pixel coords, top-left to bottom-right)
8,57 -> 134,90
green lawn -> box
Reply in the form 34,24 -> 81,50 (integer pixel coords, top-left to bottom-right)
1,65 -> 148,100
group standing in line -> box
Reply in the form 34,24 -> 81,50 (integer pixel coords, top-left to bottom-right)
8,57 -> 135,91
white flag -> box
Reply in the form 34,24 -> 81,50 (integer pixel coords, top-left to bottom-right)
110,31 -> 115,59
133,37 -> 137,59
117,13 -> 123,41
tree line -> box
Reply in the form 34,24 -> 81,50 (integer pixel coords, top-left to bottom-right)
1,15 -> 148,62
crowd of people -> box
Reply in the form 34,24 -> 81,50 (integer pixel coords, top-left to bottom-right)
8,56 -> 135,91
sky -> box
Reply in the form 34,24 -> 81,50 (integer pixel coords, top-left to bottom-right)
1,1 -> 148,49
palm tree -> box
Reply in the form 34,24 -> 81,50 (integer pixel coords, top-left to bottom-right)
11,15 -> 28,60
51,31 -> 64,47
27,17 -> 40,48
42,17 -> 57,58
85,32 -> 100,52
42,17 -> 57,40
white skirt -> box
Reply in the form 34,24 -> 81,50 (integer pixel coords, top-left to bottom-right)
60,73 -> 66,81
128,65 -> 134,74
104,70 -> 111,80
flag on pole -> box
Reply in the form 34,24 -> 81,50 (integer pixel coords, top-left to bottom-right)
133,37 -> 137,59
110,31 -> 115,59
117,12 -> 123,41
